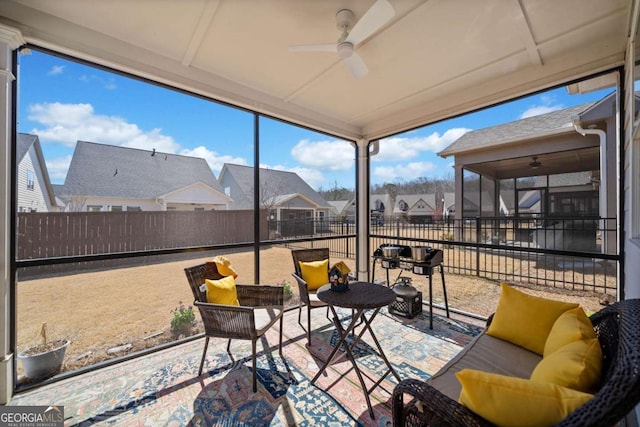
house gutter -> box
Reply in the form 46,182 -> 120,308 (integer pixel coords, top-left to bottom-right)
571,116 -> 607,253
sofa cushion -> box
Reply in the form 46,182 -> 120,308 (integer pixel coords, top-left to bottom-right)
298,259 -> 329,291
544,307 -> 596,357
428,331 -> 541,401
486,283 -> 579,354
531,338 -> 602,393
456,369 -> 593,427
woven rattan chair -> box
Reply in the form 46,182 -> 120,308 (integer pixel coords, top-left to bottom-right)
392,298 -> 640,427
184,262 -> 284,392
291,248 -> 331,345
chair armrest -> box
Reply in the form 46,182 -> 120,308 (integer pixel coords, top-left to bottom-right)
194,301 -> 256,339
291,272 -> 311,304
392,378 -> 493,427
236,284 -> 284,307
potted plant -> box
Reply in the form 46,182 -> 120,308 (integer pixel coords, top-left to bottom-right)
170,302 -> 196,337
18,323 -> 70,379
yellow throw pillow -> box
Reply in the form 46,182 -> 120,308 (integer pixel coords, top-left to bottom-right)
531,338 -> 602,393
486,283 -> 579,354
299,259 -> 329,291
456,369 -> 593,427
544,307 -> 596,356
205,275 -> 239,306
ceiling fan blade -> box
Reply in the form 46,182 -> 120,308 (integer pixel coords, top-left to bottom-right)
288,43 -> 336,53
345,0 -> 395,46
344,52 -> 368,80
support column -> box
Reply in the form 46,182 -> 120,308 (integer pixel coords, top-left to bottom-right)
355,138 -> 370,281
0,24 -> 23,404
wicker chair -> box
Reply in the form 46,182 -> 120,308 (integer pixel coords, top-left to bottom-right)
392,298 -> 640,427
184,262 -> 284,392
291,248 -> 331,345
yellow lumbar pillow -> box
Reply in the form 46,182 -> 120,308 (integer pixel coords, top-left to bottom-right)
205,275 -> 239,306
544,306 -> 596,356
486,283 -> 579,354
531,338 -> 602,393
299,259 -> 329,291
456,369 -> 593,427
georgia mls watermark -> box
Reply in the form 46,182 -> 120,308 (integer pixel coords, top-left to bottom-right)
0,406 -> 64,427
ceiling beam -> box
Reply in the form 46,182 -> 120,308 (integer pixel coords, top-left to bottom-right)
181,0 -> 221,66
513,0 -> 542,67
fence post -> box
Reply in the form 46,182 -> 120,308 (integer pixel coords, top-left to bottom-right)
476,217 -> 481,276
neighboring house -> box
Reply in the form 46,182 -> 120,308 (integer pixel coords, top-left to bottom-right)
328,199 -> 354,220
394,194 -> 438,223
439,93 -> 624,225
218,163 -> 332,235
439,93 -> 626,254
329,193 -> 393,224
55,141 -> 230,212
16,133 -> 62,212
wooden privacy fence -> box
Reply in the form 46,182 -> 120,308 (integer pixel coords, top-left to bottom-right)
17,210 -> 267,260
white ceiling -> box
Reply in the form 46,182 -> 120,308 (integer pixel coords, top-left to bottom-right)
0,0 -> 631,141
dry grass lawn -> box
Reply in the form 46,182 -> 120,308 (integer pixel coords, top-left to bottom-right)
16,246 -> 609,379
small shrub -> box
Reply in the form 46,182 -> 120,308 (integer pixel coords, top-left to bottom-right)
170,302 -> 195,333
278,280 -> 293,300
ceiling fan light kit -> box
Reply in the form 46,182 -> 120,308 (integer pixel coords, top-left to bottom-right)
529,156 -> 541,169
288,0 -> 395,79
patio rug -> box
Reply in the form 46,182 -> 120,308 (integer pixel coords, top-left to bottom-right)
10,307 -> 483,426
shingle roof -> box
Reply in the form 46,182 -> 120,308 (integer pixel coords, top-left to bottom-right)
17,133 -> 37,162
219,163 -> 330,209
438,102 -> 595,157
57,141 -> 224,198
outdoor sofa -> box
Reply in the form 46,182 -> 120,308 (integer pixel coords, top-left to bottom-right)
392,285 -> 640,427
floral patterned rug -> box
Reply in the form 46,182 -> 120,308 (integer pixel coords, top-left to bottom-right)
10,307 -> 483,426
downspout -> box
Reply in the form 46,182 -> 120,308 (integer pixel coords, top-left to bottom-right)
571,116 -> 607,254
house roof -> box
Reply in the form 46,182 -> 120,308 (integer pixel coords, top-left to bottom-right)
16,133 -> 36,162
17,132 -> 59,207
394,194 -> 436,213
218,163 -> 331,209
0,1 -> 628,141
57,141 -> 225,199
439,102 -> 595,158
328,200 -> 353,215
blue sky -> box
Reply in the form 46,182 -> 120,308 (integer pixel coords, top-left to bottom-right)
17,49 -> 613,190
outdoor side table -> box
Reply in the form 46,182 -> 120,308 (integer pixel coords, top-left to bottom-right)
311,281 -> 401,420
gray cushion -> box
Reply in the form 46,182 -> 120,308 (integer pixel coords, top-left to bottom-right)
427,331 -> 542,401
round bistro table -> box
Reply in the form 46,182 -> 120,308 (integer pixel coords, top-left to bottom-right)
311,281 -> 401,420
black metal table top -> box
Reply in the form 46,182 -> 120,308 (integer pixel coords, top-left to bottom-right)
317,281 -> 395,309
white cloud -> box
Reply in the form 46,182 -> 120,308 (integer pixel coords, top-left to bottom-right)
290,139 -> 354,171
79,74 -> 117,90
28,102 -> 180,152
519,95 -> 564,119
181,146 -> 247,175
374,128 -> 470,162
45,155 -> 72,182
373,161 -> 438,182
48,65 -> 64,76
519,105 -> 563,119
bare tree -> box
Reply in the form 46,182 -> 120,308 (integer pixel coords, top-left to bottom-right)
66,196 -> 87,212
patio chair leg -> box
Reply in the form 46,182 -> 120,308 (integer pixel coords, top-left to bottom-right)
226,338 -> 232,354
279,315 -> 283,356
307,305 -> 312,345
198,337 -> 210,376
252,340 -> 257,392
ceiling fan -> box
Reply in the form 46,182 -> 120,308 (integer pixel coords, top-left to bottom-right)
529,156 -> 542,169
288,0 -> 395,79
